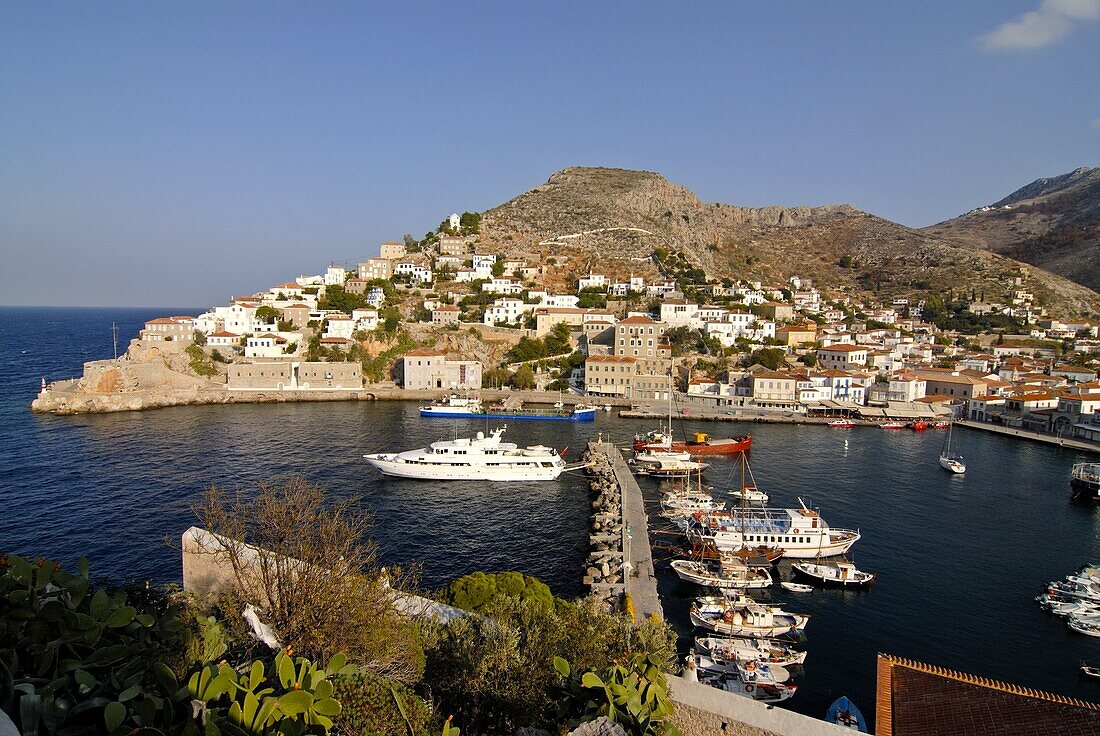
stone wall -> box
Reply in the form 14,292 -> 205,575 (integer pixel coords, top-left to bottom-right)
667,676 -> 851,736
671,701 -> 782,736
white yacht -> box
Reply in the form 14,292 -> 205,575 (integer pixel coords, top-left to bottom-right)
685,499 -> 860,559
363,427 -> 565,481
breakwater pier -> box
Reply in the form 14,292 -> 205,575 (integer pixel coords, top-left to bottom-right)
582,438 -> 663,619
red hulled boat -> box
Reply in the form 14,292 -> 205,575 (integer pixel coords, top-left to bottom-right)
633,430 -> 752,455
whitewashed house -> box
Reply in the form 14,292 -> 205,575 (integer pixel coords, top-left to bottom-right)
483,298 -> 535,326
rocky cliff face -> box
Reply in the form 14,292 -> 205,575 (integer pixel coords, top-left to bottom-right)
923,167 -> 1100,292
479,167 -> 1100,317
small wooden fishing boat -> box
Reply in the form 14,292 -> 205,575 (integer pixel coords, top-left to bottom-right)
671,559 -> 773,589
1081,658 -> 1100,679
696,666 -> 797,703
690,594 -> 810,637
672,537 -> 783,565
826,696 -> 867,731
792,561 -> 875,588
1068,616 -> 1100,637
780,581 -> 814,593
695,636 -> 807,667
827,419 -> 855,428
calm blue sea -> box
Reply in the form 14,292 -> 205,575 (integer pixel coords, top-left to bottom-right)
3,305 -> 1100,728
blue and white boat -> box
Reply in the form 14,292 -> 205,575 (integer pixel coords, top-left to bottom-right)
419,394 -> 596,422
826,696 -> 867,731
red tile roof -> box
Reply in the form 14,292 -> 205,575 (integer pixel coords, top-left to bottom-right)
618,316 -> 658,324
877,654 -> 1100,736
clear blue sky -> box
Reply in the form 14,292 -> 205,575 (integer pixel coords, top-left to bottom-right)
2,1 -> 1098,307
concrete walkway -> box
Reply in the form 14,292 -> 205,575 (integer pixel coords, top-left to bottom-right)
597,441 -> 664,620
956,419 -> 1100,455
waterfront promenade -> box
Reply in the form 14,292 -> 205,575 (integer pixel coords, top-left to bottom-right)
956,419 -> 1100,455
595,440 -> 663,620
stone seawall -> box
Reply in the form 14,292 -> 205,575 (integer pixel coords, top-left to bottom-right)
31,385 -> 633,416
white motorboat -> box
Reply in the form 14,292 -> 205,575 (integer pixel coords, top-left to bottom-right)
671,559 -> 773,590
695,636 -> 807,667
661,494 -> 724,514
696,666 -> 797,703
690,595 -> 810,637
939,422 -> 965,473
634,449 -> 693,464
780,581 -> 814,593
636,457 -> 709,478
792,561 -> 875,588
418,394 -> 484,417
731,486 -> 769,504
686,498 -> 860,559
362,427 -> 565,481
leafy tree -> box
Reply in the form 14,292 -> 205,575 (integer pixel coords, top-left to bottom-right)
459,211 -> 482,234
491,258 -> 506,278
277,319 -> 296,332
482,367 -> 512,388
544,322 -> 573,355
510,364 -> 536,389
508,336 -> 548,363
319,285 -> 364,313
799,352 -> 817,367
193,329 -> 207,346
577,289 -> 607,309
255,305 -> 280,323
664,326 -> 706,357
746,347 -> 787,370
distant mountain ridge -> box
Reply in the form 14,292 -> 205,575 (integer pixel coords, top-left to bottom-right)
477,167 -> 1100,318
924,167 -> 1100,292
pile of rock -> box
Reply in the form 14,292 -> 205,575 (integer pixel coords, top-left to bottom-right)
582,443 -> 625,608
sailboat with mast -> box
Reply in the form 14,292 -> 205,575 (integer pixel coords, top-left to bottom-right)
939,421 -> 965,474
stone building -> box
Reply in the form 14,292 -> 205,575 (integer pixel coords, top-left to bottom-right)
401,349 -> 481,390
227,361 -> 362,390
140,316 -> 195,342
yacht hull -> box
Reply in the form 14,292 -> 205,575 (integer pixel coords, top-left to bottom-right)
363,455 -> 563,481
420,407 -> 596,421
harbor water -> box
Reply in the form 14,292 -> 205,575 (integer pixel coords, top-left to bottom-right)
3,306 -> 1100,729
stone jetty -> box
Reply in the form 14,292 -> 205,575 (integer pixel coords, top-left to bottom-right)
582,441 -> 626,608
582,439 -> 664,620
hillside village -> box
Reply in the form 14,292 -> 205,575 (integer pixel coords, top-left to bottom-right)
98,205 -> 1100,444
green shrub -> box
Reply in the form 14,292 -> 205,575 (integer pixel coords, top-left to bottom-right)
0,554 -> 193,735
332,673 -> 431,736
186,344 -> 218,376
420,594 -> 677,734
443,571 -> 554,613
